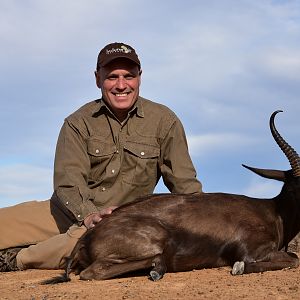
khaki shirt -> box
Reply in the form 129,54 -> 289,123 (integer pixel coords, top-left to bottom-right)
52,96 -> 202,222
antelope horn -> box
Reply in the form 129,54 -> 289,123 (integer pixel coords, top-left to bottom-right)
270,110 -> 300,177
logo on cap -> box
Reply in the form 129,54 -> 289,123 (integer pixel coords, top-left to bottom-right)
106,45 -> 132,55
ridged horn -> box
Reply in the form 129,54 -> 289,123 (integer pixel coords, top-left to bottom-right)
270,110 -> 300,177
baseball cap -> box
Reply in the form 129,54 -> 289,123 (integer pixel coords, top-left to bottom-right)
97,42 -> 141,70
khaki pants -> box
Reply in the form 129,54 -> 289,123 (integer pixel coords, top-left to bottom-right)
0,200 -> 87,270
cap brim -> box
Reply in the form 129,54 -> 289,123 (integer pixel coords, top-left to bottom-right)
101,55 -> 140,67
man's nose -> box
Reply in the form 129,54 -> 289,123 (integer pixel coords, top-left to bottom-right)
116,77 -> 126,89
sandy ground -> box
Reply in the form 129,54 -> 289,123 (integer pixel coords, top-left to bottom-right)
0,265 -> 300,300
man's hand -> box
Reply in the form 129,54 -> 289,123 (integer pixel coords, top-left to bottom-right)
83,206 -> 118,229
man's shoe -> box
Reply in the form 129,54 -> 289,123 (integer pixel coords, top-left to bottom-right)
0,247 -> 22,272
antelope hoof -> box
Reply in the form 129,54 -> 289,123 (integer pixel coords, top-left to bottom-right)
150,270 -> 163,281
231,261 -> 245,275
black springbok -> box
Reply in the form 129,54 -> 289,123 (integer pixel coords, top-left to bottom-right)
53,110 -> 300,282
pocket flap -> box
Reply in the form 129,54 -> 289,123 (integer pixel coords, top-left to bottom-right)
124,141 -> 160,158
87,138 -> 116,157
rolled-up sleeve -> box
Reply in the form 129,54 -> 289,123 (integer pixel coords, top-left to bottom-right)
159,116 -> 202,194
53,119 -> 98,222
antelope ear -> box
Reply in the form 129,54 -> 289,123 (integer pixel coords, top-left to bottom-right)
242,164 -> 285,182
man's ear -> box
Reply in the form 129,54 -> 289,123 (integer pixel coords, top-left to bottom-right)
94,70 -> 101,88
138,69 -> 142,85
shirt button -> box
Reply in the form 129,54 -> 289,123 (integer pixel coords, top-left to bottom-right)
102,187 -> 106,191
77,214 -> 81,218
111,169 -> 115,174
116,150 -> 119,153
95,149 -> 100,154
141,151 -> 145,156
66,201 -> 69,205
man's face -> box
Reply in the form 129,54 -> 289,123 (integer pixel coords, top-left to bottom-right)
95,58 -> 141,121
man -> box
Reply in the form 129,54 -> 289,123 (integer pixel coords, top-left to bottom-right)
0,42 -> 202,272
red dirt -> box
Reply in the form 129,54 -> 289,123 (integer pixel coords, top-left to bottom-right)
1,265 -> 300,299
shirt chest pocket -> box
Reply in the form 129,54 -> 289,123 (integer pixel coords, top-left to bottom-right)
87,138 -> 116,180
122,141 -> 160,186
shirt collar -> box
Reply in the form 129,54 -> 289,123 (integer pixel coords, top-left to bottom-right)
133,97 -> 145,118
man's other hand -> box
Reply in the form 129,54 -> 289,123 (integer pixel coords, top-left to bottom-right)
83,206 -> 118,229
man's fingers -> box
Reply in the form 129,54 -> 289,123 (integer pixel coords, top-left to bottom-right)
93,215 -> 102,223
101,206 -> 118,215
